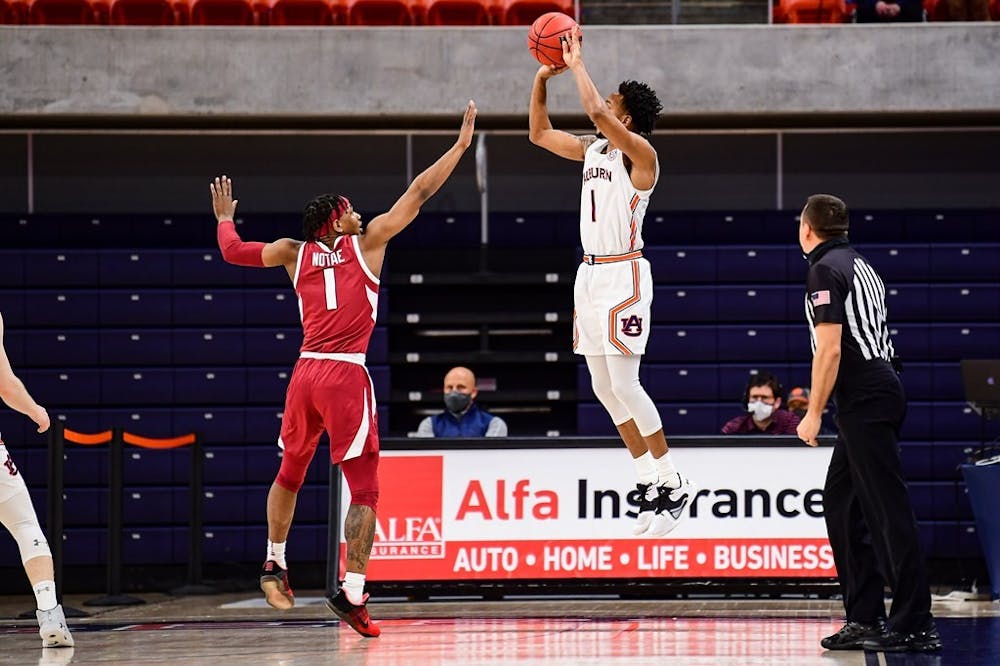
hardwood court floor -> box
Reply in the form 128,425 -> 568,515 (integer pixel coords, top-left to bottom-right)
1,594 -> 997,665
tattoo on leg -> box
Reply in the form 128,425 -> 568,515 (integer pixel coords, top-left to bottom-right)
344,504 -> 376,574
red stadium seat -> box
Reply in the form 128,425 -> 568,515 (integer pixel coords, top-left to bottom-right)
923,0 -> 950,19
186,0 -> 256,23
346,0 -> 412,24
421,0 -> 489,24
265,0 -> 345,24
777,0 -> 848,22
499,0 -> 572,25
109,0 -> 176,23
28,0 -> 104,23
1,0 -> 28,22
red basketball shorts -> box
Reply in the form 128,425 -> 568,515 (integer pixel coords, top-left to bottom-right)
276,356 -> 379,491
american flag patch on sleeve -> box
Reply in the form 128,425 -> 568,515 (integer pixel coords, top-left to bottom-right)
810,290 -> 831,306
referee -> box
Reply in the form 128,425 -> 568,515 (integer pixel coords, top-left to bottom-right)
795,194 -> 941,653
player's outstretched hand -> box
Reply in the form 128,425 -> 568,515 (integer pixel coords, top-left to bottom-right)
456,100 -> 478,150
561,27 -> 584,70
536,64 -> 568,80
210,175 -> 239,222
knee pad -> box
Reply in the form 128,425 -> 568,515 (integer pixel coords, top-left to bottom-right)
0,488 -> 51,565
587,358 -> 632,425
341,450 -> 379,510
608,370 -> 662,437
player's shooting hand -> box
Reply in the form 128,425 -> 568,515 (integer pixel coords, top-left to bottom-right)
210,175 -> 239,222
30,405 -> 50,433
456,100 -> 477,150
561,27 -> 584,70
796,413 -> 821,448
537,64 -> 568,80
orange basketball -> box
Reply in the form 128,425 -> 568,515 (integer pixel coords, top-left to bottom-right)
527,12 -> 581,68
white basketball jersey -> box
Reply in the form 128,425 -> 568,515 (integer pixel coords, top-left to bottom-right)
579,138 -> 659,256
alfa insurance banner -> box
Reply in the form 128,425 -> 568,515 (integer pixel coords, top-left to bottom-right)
341,446 -> 837,581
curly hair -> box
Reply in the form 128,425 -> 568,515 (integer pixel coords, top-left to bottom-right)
618,80 -> 663,136
302,194 -> 349,241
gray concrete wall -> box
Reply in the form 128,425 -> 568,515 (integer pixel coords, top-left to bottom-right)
2,25 -> 1000,124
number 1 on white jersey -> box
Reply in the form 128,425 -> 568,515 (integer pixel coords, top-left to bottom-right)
323,268 -> 338,310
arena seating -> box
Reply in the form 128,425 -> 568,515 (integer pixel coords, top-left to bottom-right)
0,208 -> 995,570
773,0 -> 849,22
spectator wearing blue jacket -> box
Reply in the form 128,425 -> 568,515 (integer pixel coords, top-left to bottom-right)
414,367 -> 508,438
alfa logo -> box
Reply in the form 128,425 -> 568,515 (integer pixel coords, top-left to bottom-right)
3,453 -> 18,477
620,315 -> 643,337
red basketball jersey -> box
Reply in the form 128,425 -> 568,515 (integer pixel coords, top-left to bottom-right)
293,235 -> 380,354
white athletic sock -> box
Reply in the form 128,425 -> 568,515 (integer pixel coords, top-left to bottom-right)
632,451 -> 658,486
33,580 -> 57,612
342,571 -> 366,606
654,451 -> 680,489
267,540 -> 287,569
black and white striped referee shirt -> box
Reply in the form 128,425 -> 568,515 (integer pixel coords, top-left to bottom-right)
804,238 -> 898,379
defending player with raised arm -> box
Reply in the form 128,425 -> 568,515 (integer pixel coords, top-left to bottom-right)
0,312 -> 74,649
529,33 -> 694,538
210,101 -> 477,637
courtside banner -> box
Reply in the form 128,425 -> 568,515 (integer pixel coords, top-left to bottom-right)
341,447 -> 836,580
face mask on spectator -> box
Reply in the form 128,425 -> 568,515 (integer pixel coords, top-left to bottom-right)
747,400 -> 774,422
444,391 -> 472,414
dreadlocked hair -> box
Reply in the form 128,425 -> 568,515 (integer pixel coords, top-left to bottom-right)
302,194 -> 349,241
618,80 -> 663,136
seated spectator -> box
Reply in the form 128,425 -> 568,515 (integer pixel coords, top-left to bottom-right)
787,386 -> 810,420
855,0 -> 925,22
414,366 -> 508,437
721,372 -> 801,435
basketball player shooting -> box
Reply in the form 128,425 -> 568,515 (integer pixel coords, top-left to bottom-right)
210,100 -> 477,637
528,31 -> 694,537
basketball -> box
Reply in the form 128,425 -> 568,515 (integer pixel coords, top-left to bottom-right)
527,12 -> 581,68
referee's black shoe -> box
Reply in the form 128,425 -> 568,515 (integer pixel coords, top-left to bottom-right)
862,624 -> 942,652
820,619 -> 888,650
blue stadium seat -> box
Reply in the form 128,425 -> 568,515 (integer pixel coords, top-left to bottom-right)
99,250 -> 173,286
101,329 -> 173,366
245,367 -> 290,403
0,250 -> 25,287
643,364 -> 720,401
394,212 -> 479,248
25,290 -> 100,326
889,324 -> 930,361
930,243 -> 1000,281
62,528 -> 106,566
173,289 -> 246,326
243,329 -> 301,364
928,285 -> 1000,322
885,285 -> 930,322
201,527 -> 248,563
900,363 -> 933,400
931,363 -> 965,401
63,447 -> 106,486
172,329 -> 246,365
369,326 -> 388,363
123,486 -> 189,525
101,369 -> 174,405
23,249 -> 99,286
644,246 -> 717,283
171,250 -> 243,287
931,402 -> 983,440
63,488 -> 106,526
849,210 -> 906,243
174,368 -> 249,404
717,325 -> 800,363
645,326 -> 719,363
715,285 -> 799,323
928,324 -> 1000,359
203,486 -> 249,524
490,212 -> 559,247
906,210 -> 997,243
652,286 -> 717,323
0,291 -> 25,329
123,447 -> 191,484
172,407 -> 248,443
717,363 -> 794,401
856,244 -> 930,282
203,446 -> 250,484
101,289 -> 173,326
99,408 -> 175,438
243,445 -> 284,483
369,365 -> 390,398
23,369 -> 101,406
244,289 -> 298,326
715,246 -> 794,284
122,527 -> 185,564
244,407 -> 283,442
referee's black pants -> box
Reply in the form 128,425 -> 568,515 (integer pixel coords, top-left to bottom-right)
824,381 -> 933,634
